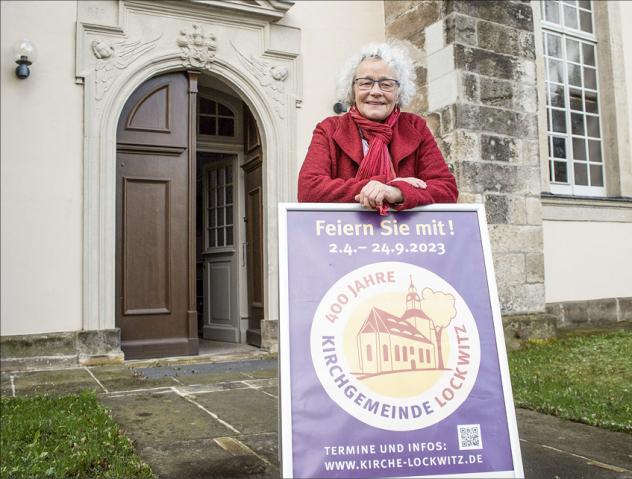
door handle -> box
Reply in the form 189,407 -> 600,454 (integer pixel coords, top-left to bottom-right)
242,242 -> 248,267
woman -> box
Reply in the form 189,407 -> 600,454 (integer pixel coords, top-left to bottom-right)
298,43 -> 457,214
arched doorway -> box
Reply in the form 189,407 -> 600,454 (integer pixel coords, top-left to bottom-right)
115,71 -> 263,359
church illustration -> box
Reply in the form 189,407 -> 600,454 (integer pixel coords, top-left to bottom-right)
354,279 -> 439,377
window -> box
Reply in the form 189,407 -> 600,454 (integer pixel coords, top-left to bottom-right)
383,345 -> 389,362
541,0 -> 605,196
204,162 -> 234,249
366,344 -> 372,362
394,345 -> 400,361
198,97 -> 235,137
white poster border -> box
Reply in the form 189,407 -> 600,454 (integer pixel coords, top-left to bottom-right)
278,203 -> 524,479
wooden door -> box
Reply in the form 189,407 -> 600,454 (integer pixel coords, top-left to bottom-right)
200,155 -> 240,342
243,109 -> 264,346
116,71 -> 198,359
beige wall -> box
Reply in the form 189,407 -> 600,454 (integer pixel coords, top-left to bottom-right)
0,1 -> 385,337
1,1 -> 83,335
543,220 -> 632,302
542,1 -> 632,304
280,1 -> 386,172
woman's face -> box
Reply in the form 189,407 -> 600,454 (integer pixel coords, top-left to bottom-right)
353,58 -> 399,122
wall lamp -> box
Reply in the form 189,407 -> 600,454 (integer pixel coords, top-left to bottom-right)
13,39 -> 37,79
333,102 -> 348,114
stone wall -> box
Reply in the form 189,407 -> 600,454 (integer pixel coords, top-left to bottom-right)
385,0 -> 545,316
1,330 -> 123,371
547,297 -> 632,333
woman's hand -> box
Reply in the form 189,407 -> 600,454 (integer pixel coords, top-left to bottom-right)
390,177 -> 427,189
354,180 -> 403,209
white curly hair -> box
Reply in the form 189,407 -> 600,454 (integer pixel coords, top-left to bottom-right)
336,42 -> 417,108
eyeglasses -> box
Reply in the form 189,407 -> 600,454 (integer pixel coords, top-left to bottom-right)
354,77 -> 400,92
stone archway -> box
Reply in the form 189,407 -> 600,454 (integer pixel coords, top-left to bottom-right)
76,1 -> 300,355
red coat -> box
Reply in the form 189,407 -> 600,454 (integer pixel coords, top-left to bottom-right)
298,111 -> 458,209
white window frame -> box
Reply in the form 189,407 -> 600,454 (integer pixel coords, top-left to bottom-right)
540,0 -> 606,197
196,87 -> 243,146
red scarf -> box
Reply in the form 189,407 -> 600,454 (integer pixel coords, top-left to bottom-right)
350,106 -> 401,215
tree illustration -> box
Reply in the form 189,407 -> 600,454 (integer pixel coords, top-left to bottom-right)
419,288 -> 457,370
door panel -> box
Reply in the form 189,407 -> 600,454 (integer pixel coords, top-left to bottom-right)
122,178 -> 171,315
116,72 -> 198,359
126,85 -> 171,132
201,157 -> 240,342
243,109 -> 264,347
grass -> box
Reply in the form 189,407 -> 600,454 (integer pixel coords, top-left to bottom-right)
0,391 -> 154,479
509,331 -> 632,434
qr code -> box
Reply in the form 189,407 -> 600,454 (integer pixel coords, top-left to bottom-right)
458,424 -> 483,450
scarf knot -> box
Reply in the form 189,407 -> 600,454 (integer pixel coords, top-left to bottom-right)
350,106 -> 401,215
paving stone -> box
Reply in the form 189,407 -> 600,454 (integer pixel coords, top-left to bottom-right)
519,439 -> 631,479
195,389 -> 279,435
89,365 -> 176,392
242,378 -> 278,390
137,437 -> 277,479
134,359 -> 277,379
240,368 -> 278,380
517,408 -> 632,471
175,383 -> 248,397
170,370 -> 252,386
12,368 -> 99,396
100,391 -> 236,445
261,386 -> 278,398
240,433 -> 280,468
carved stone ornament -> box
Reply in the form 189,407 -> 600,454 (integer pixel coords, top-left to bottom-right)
177,24 -> 217,70
231,41 -> 289,118
92,35 -> 161,101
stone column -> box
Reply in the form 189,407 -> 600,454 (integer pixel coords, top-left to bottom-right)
385,1 -> 555,344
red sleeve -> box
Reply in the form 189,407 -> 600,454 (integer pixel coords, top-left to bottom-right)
298,121 -> 386,203
389,120 -> 458,210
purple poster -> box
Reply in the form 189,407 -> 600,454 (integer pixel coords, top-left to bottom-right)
279,204 -> 523,479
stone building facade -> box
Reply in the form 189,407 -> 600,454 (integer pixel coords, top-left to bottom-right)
385,1 -> 548,325
1,1 -> 631,367
384,0 -> 631,343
